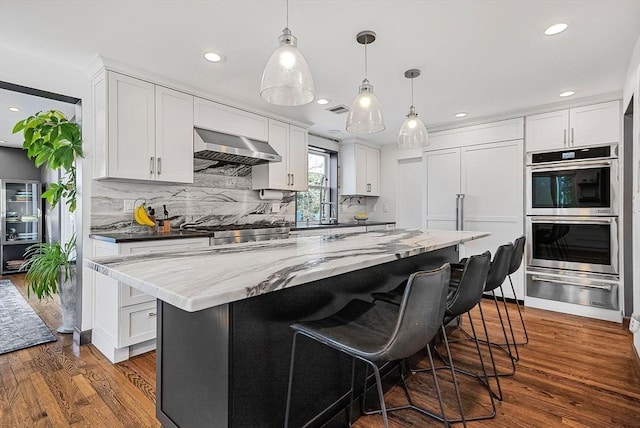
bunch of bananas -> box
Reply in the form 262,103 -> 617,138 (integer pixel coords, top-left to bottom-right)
134,204 -> 156,227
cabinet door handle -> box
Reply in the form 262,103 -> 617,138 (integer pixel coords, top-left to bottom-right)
287,174 -> 290,186
367,183 -> 371,192
157,157 -> 162,175
571,127 -> 574,145
148,312 -> 157,317
291,174 -> 294,186
150,157 -> 154,175
563,129 -> 567,146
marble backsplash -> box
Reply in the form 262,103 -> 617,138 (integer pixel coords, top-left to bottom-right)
91,162 -> 375,233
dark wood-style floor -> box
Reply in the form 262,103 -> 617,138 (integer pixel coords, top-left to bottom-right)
1,274 -> 639,427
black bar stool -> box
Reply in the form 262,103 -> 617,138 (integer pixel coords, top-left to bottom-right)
374,252 -> 498,420
284,264 -> 463,428
507,236 -> 528,346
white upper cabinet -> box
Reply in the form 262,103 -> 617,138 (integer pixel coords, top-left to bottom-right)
252,119 -> 309,191
93,71 -> 194,183
525,101 -> 620,152
193,97 -> 268,142
341,143 -> 380,196
155,86 -> 194,183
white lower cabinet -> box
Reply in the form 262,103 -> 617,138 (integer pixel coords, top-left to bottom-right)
92,237 -> 209,363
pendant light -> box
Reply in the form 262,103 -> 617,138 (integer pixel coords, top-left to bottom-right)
346,31 -> 385,134
260,0 -> 315,106
397,69 -> 429,148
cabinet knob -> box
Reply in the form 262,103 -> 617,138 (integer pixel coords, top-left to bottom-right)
149,312 -> 157,317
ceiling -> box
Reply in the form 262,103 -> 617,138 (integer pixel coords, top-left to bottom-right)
0,0 -> 639,146
0,88 -> 77,148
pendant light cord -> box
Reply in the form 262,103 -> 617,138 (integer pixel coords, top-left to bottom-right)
286,0 -> 289,28
411,77 -> 414,106
364,38 -> 368,79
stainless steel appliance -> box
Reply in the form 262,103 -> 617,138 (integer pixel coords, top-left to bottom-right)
526,144 -> 619,216
193,127 -> 282,165
183,224 -> 290,245
526,268 -> 619,310
526,216 -> 618,275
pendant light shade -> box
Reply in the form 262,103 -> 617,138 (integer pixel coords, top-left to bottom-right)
346,31 -> 385,134
397,69 -> 429,148
260,1 -> 315,106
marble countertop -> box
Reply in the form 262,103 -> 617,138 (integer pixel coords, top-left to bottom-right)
85,229 -> 489,312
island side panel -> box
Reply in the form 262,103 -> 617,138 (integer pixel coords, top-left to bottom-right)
230,247 -> 457,427
156,302 -> 230,428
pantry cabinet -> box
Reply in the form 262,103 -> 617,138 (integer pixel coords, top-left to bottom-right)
92,71 -> 193,183
525,100 -> 620,152
252,119 -> 308,191
91,237 -> 209,363
340,143 -> 380,196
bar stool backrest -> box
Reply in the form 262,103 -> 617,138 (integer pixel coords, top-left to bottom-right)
508,236 -> 526,276
381,264 -> 451,362
445,251 -> 491,319
484,243 -> 515,292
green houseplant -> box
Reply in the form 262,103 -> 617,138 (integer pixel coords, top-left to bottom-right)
13,110 -> 83,333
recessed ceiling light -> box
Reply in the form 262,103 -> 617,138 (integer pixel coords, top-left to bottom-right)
559,91 -> 575,97
8,107 -> 20,112
203,52 -> 224,63
455,112 -> 467,118
327,129 -> 341,134
316,98 -> 331,105
544,23 -> 568,36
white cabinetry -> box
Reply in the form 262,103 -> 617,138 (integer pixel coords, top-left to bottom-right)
341,143 -> 380,196
91,237 -> 209,363
252,119 -> 309,191
425,139 -> 524,299
92,71 -> 194,183
193,97 -> 268,142
525,101 -> 620,152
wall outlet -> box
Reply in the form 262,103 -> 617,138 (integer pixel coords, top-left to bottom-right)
271,202 -> 280,213
123,199 -> 135,213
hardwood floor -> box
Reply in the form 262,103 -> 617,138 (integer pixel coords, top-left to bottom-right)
1,274 -> 639,427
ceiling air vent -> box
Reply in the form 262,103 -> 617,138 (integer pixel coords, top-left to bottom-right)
326,105 -> 350,114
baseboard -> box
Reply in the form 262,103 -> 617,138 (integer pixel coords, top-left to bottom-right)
73,328 -> 92,346
482,294 -> 524,305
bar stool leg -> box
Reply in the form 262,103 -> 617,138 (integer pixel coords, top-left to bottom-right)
490,290 -> 517,373
440,325 -> 467,427
509,274 -> 529,345
498,284 -> 520,361
477,300 -> 504,401
347,358 -> 356,427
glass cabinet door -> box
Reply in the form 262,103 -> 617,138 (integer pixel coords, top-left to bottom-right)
2,180 -> 41,273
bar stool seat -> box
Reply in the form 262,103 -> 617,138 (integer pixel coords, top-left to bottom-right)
284,264 -> 461,428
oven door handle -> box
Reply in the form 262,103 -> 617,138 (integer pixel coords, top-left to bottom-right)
531,276 -> 613,291
529,216 -> 614,225
529,160 -> 612,173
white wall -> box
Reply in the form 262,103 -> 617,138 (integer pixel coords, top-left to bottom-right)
622,35 -> 640,356
0,46 -> 94,332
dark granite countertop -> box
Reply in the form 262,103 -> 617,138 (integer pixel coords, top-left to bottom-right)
90,230 -> 211,243
291,221 -> 395,231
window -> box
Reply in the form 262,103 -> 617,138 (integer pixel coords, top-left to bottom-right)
296,147 -> 337,224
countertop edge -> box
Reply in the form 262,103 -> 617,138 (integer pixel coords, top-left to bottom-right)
86,230 -> 490,312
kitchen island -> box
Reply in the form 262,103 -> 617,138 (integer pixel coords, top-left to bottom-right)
86,229 -> 488,428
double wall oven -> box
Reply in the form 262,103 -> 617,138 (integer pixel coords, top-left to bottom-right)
525,144 -> 620,310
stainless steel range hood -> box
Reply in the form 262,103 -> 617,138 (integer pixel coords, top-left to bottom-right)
193,127 -> 282,165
